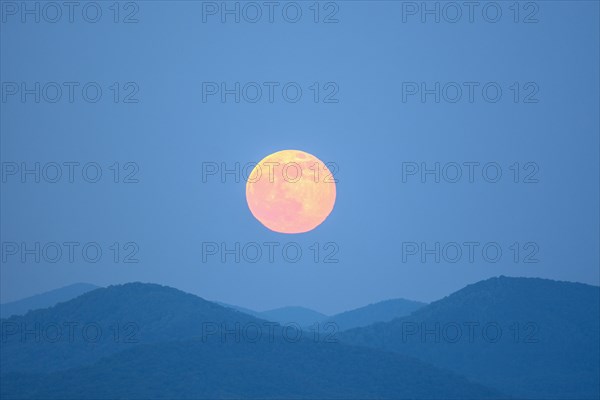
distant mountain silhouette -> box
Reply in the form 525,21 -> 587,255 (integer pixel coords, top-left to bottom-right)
214,301 -> 264,318
325,298 -> 426,331
0,282 -> 500,399
0,283 -> 100,319
260,306 -> 328,327
217,299 -> 425,331
341,276 -> 600,399
215,302 -> 328,327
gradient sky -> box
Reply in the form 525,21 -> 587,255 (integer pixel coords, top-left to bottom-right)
1,1 -> 598,314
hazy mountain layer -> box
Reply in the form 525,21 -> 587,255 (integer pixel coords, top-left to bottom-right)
324,298 -> 426,331
0,283 -> 99,319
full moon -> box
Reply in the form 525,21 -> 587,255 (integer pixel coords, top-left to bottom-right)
246,150 -> 337,234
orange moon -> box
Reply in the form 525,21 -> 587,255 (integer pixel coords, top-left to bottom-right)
246,150 -> 337,234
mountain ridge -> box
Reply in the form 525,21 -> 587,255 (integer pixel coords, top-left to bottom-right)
340,275 -> 600,399
0,281 -> 501,399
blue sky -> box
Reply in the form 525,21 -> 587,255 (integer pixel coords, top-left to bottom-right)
1,1 -> 598,314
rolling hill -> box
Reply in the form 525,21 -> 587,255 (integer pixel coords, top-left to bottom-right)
0,282 -> 500,399
0,283 -> 262,374
1,337 -> 501,399
341,276 -> 600,399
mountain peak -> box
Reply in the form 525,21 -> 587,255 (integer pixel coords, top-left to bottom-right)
341,275 -> 600,399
